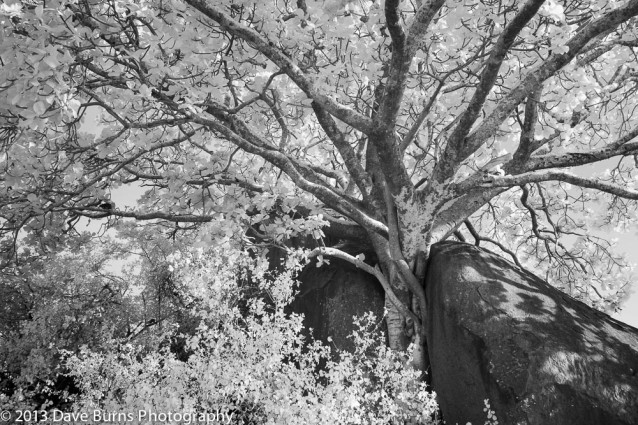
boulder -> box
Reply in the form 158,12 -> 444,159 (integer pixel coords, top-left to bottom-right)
425,241 -> 638,425
289,256 -> 386,353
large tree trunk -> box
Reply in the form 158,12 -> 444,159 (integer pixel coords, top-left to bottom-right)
384,296 -> 410,351
425,241 -> 638,425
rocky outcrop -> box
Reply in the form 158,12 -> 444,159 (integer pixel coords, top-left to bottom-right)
425,241 -> 638,425
289,256 -> 386,353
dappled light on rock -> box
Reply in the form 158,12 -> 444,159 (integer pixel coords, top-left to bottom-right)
426,241 -> 638,424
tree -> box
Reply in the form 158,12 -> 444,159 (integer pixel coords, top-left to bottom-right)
2,0 -> 638,372
0,234 -> 135,409
0,226 -> 198,410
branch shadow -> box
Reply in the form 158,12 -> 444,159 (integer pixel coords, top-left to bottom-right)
426,241 -> 638,425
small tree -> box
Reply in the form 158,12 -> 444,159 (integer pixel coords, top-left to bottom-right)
0,235 -> 132,409
0,231 -> 193,410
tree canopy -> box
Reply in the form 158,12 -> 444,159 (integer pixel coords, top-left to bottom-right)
2,0 -> 638,367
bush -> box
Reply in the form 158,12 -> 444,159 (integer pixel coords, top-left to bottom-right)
66,245 -> 440,424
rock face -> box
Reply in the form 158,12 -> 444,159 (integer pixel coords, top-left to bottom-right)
425,241 -> 638,425
289,256 -> 386,353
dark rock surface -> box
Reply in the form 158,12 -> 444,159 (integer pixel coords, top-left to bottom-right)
289,257 -> 386,353
425,241 -> 638,425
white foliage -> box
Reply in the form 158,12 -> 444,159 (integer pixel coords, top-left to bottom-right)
66,246 -> 440,424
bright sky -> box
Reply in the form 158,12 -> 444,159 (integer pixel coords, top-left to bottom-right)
572,160 -> 638,329
612,237 -> 638,328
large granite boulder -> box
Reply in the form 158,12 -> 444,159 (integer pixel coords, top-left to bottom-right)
289,256 -> 386,353
426,241 -> 638,425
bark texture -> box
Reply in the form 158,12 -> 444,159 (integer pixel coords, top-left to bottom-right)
425,241 -> 638,425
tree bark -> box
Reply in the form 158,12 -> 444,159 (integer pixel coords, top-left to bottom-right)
384,294 -> 410,351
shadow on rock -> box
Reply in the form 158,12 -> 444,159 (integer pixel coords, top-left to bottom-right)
426,241 -> 638,425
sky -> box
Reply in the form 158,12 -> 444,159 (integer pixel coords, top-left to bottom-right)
612,238 -> 638,327
572,160 -> 638,328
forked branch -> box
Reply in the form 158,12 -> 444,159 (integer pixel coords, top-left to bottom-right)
308,246 -> 422,329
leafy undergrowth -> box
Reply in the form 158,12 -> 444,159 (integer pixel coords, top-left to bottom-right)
61,246 -> 440,425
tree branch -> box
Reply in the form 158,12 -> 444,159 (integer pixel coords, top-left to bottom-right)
524,127 -> 638,171
189,114 -> 389,236
400,81 -> 444,152
464,220 -> 525,269
68,207 -> 216,222
370,0 -> 445,196
385,0 -> 406,53
434,0 -> 547,182
513,85 -> 543,163
184,0 -> 374,134
405,0 -> 447,54
482,170 -> 638,200
465,0 -> 638,157
312,102 -> 373,201
308,246 -> 421,328
123,167 -> 266,194
428,187 -> 508,241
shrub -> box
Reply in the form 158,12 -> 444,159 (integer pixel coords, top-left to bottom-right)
66,245 -> 440,424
